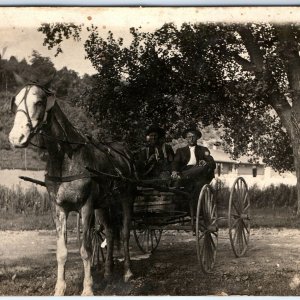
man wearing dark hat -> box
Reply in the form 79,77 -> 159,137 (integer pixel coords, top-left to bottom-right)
171,126 -> 216,216
171,126 -> 216,181
137,125 -> 174,179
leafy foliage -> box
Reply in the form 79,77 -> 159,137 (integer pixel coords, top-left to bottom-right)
0,49 -> 97,169
38,22 -> 297,172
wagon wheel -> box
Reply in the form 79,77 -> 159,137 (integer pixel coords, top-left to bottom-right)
228,177 -> 250,258
196,184 -> 218,273
133,224 -> 163,254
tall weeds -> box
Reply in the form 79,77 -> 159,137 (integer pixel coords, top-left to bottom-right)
216,183 -> 297,209
0,182 -> 297,216
0,184 -> 50,215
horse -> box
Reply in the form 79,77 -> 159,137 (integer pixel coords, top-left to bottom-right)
8,78 -> 135,295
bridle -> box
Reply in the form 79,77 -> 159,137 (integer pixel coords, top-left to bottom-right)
11,83 -> 55,138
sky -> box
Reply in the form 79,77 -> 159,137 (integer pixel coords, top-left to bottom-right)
0,7 -> 299,76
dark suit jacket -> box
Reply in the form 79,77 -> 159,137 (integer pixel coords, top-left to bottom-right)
136,143 -> 174,178
172,145 -> 216,176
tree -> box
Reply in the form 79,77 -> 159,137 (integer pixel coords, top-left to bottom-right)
38,22 -> 300,212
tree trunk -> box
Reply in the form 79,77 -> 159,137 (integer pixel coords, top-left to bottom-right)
290,104 -> 300,215
275,25 -> 300,214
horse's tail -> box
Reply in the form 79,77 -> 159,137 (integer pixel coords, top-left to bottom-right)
110,199 -> 122,250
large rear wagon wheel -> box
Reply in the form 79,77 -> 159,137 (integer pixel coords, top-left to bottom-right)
228,177 -> 250,258
133,225 -> 163,254
196,184 -> 218,273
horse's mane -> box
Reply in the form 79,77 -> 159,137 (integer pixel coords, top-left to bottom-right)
51,102 -> 87,147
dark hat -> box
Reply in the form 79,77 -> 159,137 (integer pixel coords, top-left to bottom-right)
182,126 -> 202,139
145,125 -> 166,138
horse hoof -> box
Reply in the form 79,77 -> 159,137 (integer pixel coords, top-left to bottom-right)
81,289 -> 94,296
54,283 -> 66,296
124,270 -> 133,282
54,288 -> 65,296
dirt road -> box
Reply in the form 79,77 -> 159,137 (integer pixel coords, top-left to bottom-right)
1,228 -> 300,296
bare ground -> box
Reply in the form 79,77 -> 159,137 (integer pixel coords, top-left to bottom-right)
1,228 -> 300,296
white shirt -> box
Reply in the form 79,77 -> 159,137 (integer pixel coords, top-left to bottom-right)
187,146 -> 197,165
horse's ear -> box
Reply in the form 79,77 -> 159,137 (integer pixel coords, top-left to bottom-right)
13,72 -> 26,86
46,95 -> 56,112
43,72 -> 56,90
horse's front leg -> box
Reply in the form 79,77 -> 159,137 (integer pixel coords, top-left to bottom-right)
122,198 -> 133,282
54,205 -> 68,296
80,198 -> 94,296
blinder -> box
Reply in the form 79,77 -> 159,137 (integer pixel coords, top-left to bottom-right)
10,83 -> 56,134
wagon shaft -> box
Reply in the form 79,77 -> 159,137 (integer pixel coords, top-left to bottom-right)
19,176 -> 46,187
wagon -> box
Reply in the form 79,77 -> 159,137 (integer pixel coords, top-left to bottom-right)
19,171 -> 250,274
90,174 -> 251,273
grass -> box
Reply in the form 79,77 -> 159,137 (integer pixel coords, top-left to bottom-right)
0,211 -> 78,231
1,183 -> 300,231
251,207 -> 300,228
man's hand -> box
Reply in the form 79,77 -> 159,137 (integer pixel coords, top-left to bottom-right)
171,171 -> 180,179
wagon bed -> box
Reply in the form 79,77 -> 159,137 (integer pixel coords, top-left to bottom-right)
131,176 -> 251,273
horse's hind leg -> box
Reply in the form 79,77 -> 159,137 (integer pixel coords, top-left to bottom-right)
122,198 -> 133,282
80,197 -> 94,296
54,205 -> 68,296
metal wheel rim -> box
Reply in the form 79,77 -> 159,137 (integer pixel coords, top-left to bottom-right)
228,177 -> 250,257
196,184 -> 218,273
133,225 -> 163,254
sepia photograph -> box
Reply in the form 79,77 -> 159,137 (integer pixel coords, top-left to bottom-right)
1,6 -> 300,296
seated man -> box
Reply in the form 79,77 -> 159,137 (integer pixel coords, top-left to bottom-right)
171,126 -> 216,214
136,125 -> 174,179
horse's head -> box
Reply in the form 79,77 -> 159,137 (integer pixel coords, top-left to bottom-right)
9,83 -> 55,148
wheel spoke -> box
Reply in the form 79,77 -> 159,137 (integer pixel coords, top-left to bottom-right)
231,213 -> 241,219
242,202 -> 250,213
241,226 -> 249,245
212,231 -> 218,238
231,217 -> 240,228
206,235 -> 212,269
232,199 -> 242,215
208,234 -> 217,251
241,219 -> 250,234
232,226 -> 238,244
198,231 -> 206,241
198,222 -> 206,231
211,203 -> 216,218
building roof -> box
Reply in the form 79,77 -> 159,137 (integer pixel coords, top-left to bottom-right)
209,149 -> 264,165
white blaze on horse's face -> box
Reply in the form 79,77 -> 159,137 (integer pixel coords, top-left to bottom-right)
9,85 -> 47,148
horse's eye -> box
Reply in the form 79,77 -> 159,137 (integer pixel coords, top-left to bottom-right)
36,101 -> 44,107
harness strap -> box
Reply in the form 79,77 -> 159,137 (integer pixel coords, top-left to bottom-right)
45,173 -> 97,183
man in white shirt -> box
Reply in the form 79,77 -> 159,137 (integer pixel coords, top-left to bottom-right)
171,127 -> 216,181
171,125 -> 216,216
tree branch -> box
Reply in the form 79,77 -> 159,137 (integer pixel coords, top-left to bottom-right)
233,54 -> 256,72
268,92 -> 292,135
236,25 -> 264,73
